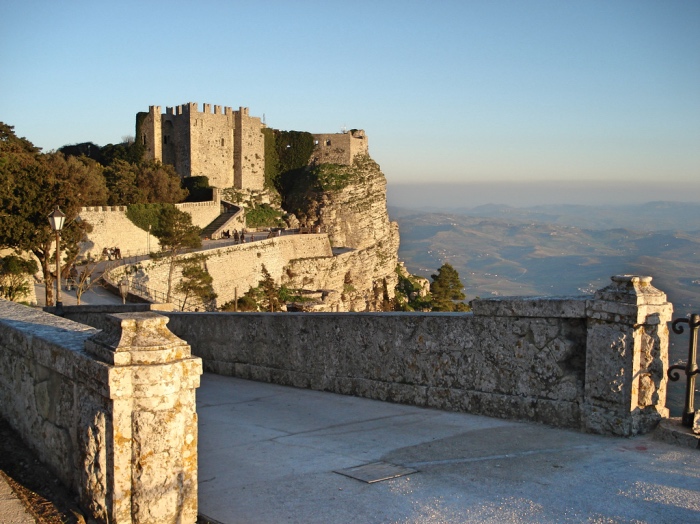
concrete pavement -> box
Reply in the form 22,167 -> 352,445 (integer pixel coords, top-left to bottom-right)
198,374 -> 700,524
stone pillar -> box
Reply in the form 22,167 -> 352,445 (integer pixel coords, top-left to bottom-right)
80,312 -> 202,524
583,275 -> 672,436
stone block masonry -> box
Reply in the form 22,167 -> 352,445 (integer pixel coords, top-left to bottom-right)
139,103 -> 264,190
0,300 -> 202,523
164,276 -> 672,436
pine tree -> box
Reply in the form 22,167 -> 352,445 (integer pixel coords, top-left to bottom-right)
430,263 -> 466,312
152,207 -> 202,302
175,255 -> 217,311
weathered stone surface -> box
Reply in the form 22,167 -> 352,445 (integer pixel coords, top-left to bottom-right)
0,300 -> 202,523
106,154 -> 401,313
472,296 -> 587,318
582,275 -> 672,436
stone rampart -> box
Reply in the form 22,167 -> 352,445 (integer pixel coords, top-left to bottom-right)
174,198 -> 221,229
0,300 -> 202,523
112,234 -> 334,309
162,276 -> 672,436
80,194 -> 224,259
79,206 -> 160,259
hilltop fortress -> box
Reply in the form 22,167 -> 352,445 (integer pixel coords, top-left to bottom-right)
80,102 -> 398,311
139,103 -> 368,189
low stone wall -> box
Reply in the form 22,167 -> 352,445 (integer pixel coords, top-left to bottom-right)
162,276 -> 672,436
0,300 -> 202,523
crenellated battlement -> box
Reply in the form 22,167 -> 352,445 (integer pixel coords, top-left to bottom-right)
160,103 -> 237,117
81,205 -> 128,213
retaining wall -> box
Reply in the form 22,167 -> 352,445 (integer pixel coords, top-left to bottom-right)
108,234 -> 334,309
79,206 -> 160,259
162,276 -> 673,436
0,300 -> 201,523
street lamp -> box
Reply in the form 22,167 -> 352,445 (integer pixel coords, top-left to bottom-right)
48,206 -> 66,311
119,277 -> 129,304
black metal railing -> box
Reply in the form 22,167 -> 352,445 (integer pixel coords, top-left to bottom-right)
668,313 -> 700,427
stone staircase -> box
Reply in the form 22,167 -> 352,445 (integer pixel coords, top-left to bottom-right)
200,201 -> 245,239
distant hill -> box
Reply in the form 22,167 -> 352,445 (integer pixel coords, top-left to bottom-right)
391,200 -> 700,232
392,206 -> 700,414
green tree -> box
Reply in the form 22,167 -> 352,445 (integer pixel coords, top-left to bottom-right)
135,161 -> 187,204
175,255 -> 217,311
151,206 -> 202,302
261,128 -> 280,189
182,176 -> 212,202
0,255 -> 38,302
104,159 -> 186,205
430,263 -> 467,312
0,125 -> 107,305
257,265 -> 281,312
229,265 -> 283,312
276,130 -> 315,174
104,159 -> 140,204
99,140 -> 144,166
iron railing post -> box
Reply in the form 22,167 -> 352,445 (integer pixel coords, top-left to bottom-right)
668,313 -> 700,427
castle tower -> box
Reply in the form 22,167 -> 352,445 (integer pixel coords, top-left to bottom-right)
234,107 -> 265,191
139,106 -> 162,163
310,129 -> 368,165
136,103 -> 265,190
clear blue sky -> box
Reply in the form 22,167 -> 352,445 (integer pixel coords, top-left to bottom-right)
2,1 -> 698,198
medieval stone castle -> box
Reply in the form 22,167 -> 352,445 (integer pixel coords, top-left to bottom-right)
139,102 -> 369,190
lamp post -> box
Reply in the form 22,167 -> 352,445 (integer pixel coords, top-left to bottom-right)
48,206 -> 66,311
119,277 -> 129,304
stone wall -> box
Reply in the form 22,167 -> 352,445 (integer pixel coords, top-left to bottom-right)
311,130 -> 368,165
108,230 -> 400,312
189,104 -> 235,188
234,107 -> 265,191
109,234 -> 334,310
79,206 -> 161,259
0,300 -> 202,523
162,276 -> 672,436
79,194 -> 222,260
174,191 -> 221,229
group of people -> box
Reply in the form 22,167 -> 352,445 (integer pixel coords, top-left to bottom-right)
221,229 -> 259,243
102,246 -> 122,260
220,228 -> 285,243
221,229 -> 246,242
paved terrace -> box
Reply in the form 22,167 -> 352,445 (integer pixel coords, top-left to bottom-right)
198,374 -> 700,524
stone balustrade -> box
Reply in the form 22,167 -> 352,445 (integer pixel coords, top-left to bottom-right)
163,275 -> 672,436
0,301 -> 202,524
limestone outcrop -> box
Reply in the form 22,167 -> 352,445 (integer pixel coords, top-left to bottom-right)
280,155 -> 400,311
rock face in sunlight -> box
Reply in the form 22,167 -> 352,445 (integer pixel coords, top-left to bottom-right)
281,155 -> 400,311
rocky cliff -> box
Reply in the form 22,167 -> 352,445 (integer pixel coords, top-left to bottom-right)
279,154 -> 400,311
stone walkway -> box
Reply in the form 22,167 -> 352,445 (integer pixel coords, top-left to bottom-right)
198,374 -> 700,524
0,473 -> 35,524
